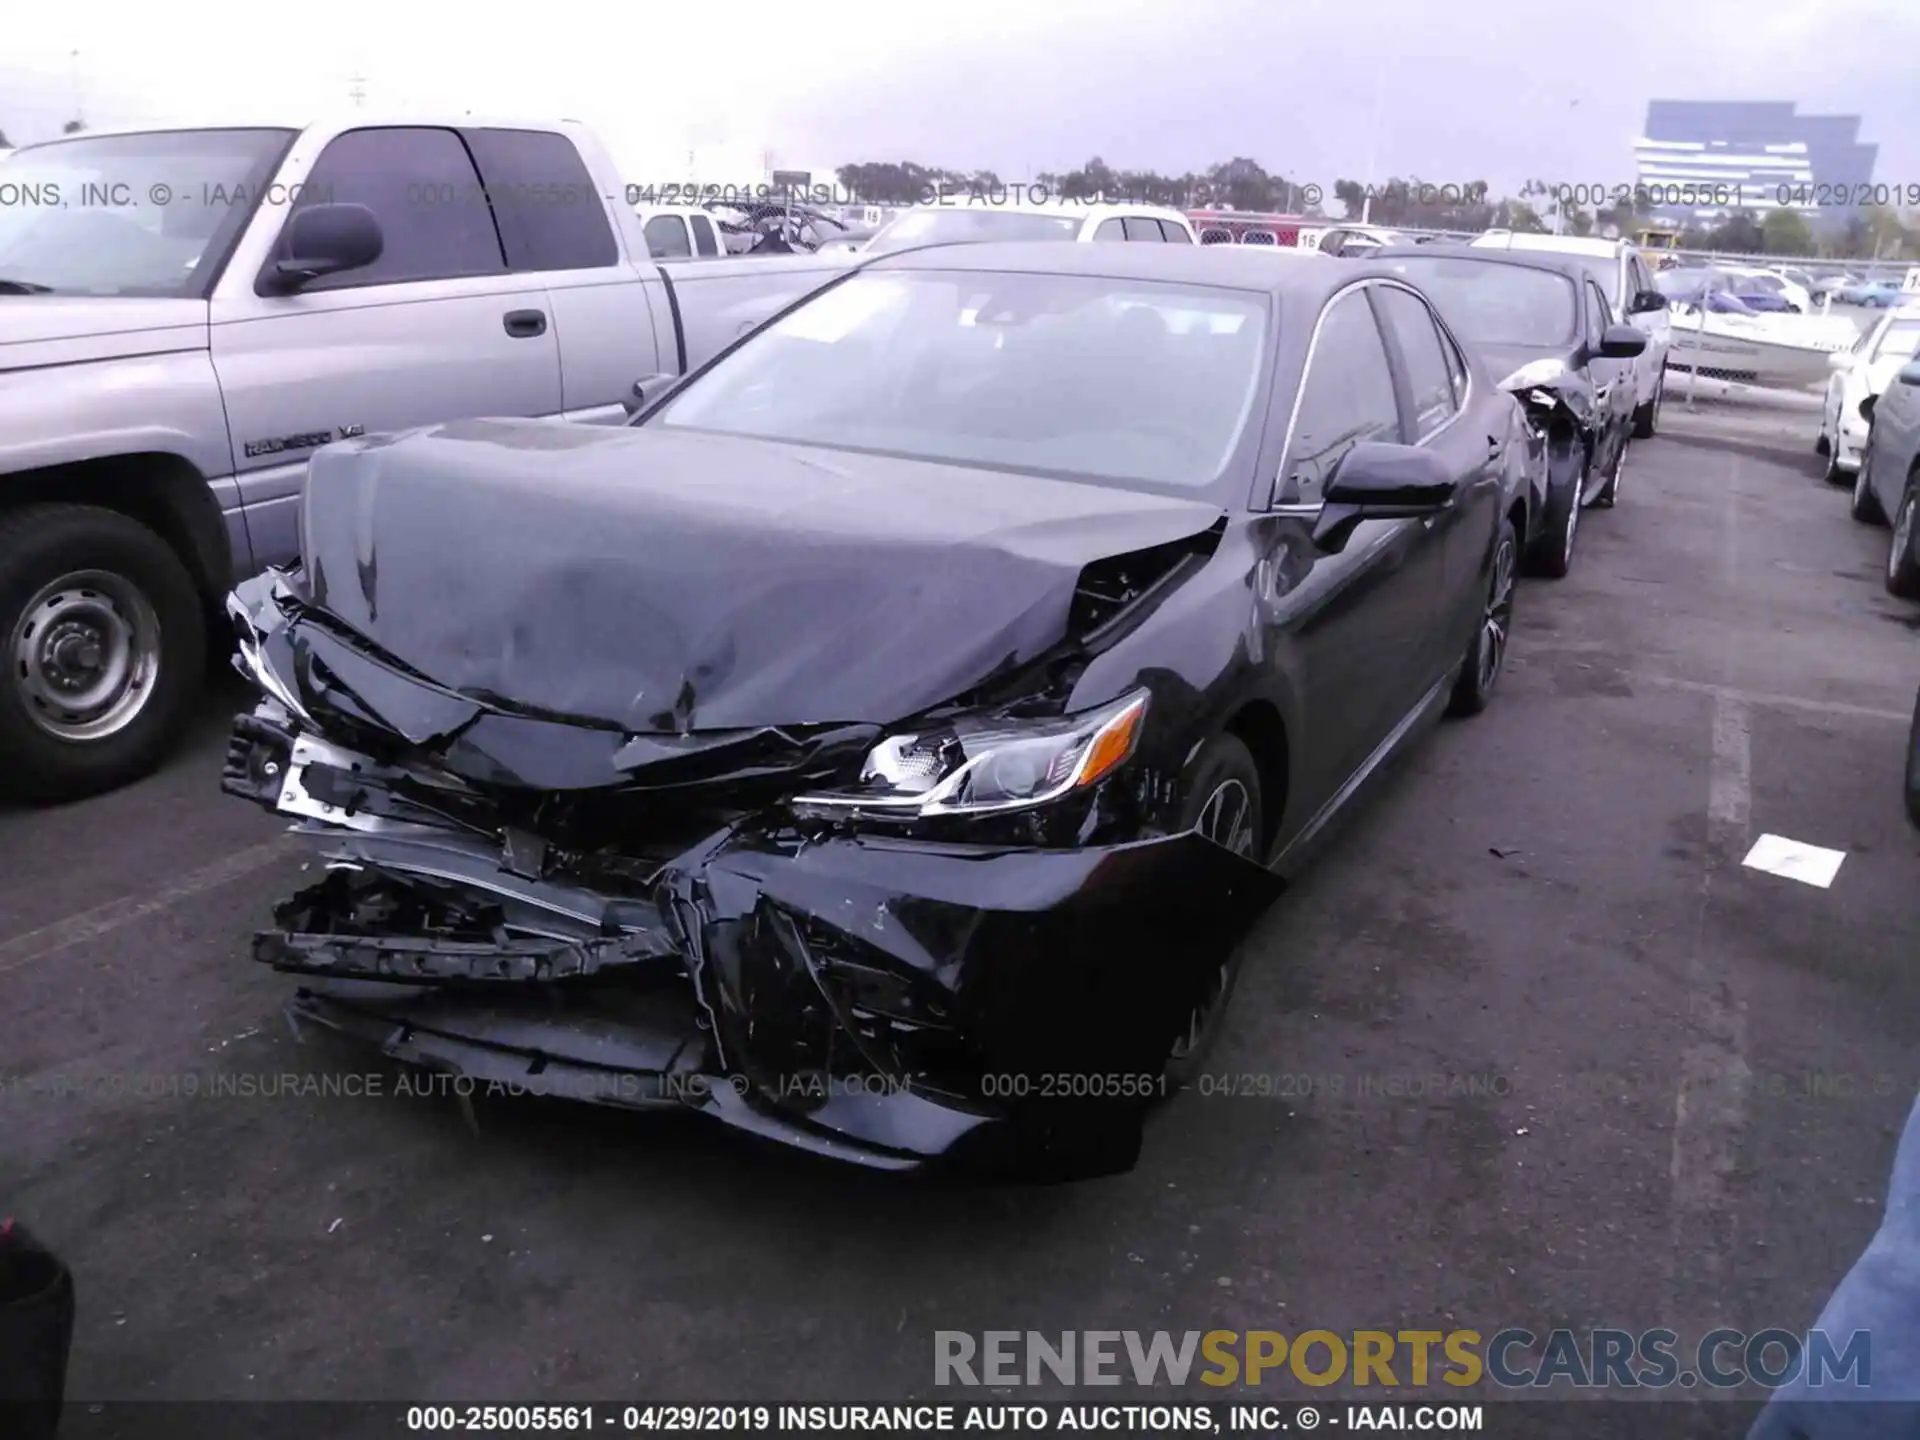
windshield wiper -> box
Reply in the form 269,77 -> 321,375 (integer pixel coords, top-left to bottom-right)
0,279 -> 55,294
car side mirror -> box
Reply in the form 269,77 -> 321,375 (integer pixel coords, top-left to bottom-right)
1628,289 -> 1668,315
1597,324 -> 1647,360
622,372 -> 683,420
1900,361 -> 1920,388
1861,395 -> 1878,422
259,204 -> 384,294
1310,442 -> 1456,555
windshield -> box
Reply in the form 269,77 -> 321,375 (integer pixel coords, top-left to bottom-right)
1377,258 -> 1577,347
865,209 -> 1083,252
0,128 -> 295,297
1875,320 -> 1920,362
650,270 -> 1271,491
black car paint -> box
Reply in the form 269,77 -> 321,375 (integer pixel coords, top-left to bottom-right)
223,243 -> 1525,1180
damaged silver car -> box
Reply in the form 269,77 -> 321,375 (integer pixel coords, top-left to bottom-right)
225,243 -> 1525,1179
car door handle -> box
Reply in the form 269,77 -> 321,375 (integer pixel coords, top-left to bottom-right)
503,309 -> 547,338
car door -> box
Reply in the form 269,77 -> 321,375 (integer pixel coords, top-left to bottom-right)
1267,282 -> 1445,797
1373,283 -> 1503,678
1581,278 -> 1631,491
460,127 -> 664,424
210,124 -> 564,569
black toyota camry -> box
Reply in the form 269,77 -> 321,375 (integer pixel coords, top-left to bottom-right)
1371,246 -> 1648,579
223,243 -> 1535,1180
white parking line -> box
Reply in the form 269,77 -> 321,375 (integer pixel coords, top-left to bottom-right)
1639,673 -> 1911,726
1667,453 -> 1755,1306
0,836 -> 299,975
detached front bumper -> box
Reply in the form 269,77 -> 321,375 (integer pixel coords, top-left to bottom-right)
225,704 -> 1283,1181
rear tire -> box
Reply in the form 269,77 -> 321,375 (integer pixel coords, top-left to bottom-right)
1631,373 -> 1662,438
1448,515 -> 1518,718
1160,734 -> 1264,1089
0,504 -> 206,804
1591,433 -> 1626,509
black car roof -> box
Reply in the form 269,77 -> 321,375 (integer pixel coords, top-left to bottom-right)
1363,245 -> 1596,284
864,240 -> 1422,303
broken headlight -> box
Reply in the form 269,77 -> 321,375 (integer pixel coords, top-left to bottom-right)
791,689 -> 1149,820
227,589 -> 313,725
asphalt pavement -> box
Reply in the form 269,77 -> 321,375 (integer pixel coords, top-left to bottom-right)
3,396 -> 1917,1428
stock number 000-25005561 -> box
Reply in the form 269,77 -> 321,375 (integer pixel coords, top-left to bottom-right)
406,1406 -> 776,1431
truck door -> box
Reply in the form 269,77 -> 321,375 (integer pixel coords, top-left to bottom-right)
209,125 -> 563,570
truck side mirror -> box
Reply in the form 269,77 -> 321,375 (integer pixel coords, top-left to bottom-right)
258,204 -> 384,295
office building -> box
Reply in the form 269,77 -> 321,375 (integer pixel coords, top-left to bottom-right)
1632,100 -> 1876,227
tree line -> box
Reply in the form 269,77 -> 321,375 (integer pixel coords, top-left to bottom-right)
833,156 -> 1919,262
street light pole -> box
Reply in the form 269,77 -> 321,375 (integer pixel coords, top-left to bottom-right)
1360,57 -> 1385,225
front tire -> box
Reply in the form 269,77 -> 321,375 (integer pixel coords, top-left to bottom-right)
1905,686 -> 1920,831
0,504 -> 206,804
1524,451 -> 1582,579
1448,515 -> 1518,718
1887,481 -> 1920,599
1161,734 -> 1264,1088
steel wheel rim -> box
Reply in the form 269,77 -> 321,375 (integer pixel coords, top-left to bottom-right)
1168,778 -> 1256,1062
1894,494 -> 1916,580
11,569 -> 163,742
1478,536 -> 1516,691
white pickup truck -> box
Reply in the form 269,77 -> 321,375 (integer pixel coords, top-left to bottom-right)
0,115 -> 849,801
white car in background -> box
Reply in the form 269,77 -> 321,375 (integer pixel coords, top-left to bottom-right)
849,199 -> 1199,257
1471,230 -> 1673,436
1817,308 -> 1920,484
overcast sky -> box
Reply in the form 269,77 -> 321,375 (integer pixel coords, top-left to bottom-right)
5,0 -> 1918,201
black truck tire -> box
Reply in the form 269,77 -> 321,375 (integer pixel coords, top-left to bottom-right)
0,504 -> 206,803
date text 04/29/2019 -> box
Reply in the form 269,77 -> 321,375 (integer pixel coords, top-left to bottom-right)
400,1403 -> 1486,1432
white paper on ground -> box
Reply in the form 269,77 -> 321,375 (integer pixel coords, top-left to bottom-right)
1741,833 -> 1847,888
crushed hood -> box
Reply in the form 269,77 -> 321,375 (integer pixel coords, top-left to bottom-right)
297,419 -> 1223,733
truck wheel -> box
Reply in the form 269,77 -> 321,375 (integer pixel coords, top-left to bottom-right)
0,504 -> 206,803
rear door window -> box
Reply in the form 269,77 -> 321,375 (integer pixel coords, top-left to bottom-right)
462,127 -> 618,271
1157,219 -> 1194,243
1122,216 -> 1165,242
1093,218 -> 1126,241
1376,286 -> 1460,437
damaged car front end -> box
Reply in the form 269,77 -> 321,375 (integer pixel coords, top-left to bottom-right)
222,418 -> 1282,1181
